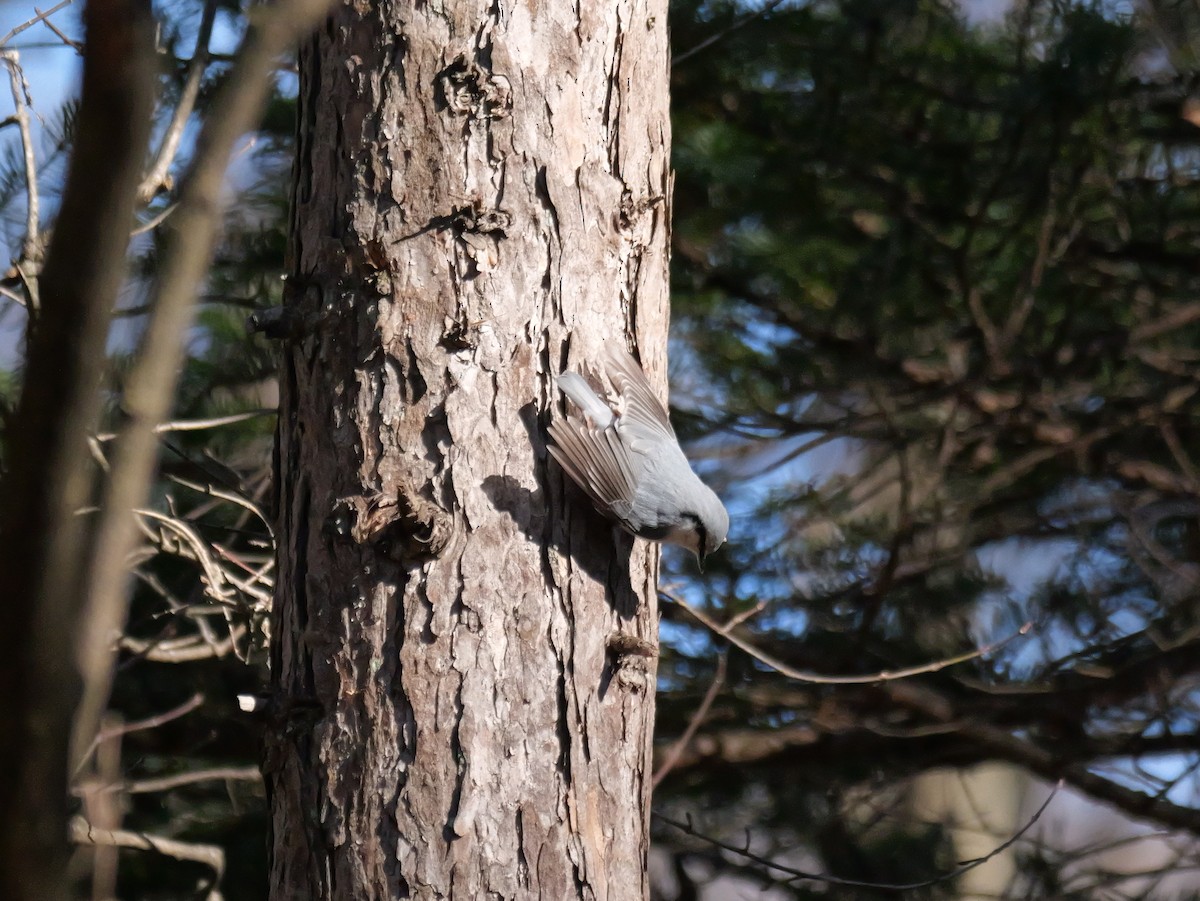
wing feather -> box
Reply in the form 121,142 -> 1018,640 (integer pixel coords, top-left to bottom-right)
547,418 -> 637,518
548,346 -> 675,525
601,346 -> 676,447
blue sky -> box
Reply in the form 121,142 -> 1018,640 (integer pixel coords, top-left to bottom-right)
0,2 -> 82,361
0,1 -> 81,115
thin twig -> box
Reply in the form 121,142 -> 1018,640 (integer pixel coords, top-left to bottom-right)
137,508 -> 239,606
139,0 -> 218,201
0,283 -> 27,306
69,816 -> 224,898
2,51 -> 40,265
131,201 -> 178,236
674,0 -> 789,66
37,8 -> 82,52
94,408 -> 276,441
1158,419 -> 1200,491
886,679 -> 1200,834
130,563 -> 227,653
169,472 -> 274,532
74,694 -> 204,777
653,652 -> 728,789
210,543 -> 274,601
120,630 -> 242,663
0,0 -> 74,47
662,588 -> 1033,685
83,765 -> 262,795
99,693 -> 204,740
720,601 -> 766,633
653,780 -> 1061,892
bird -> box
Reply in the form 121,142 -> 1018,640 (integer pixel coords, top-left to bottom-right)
547,345 -> 729,568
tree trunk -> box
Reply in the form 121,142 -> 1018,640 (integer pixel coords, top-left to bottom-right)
267,0 -> 672,897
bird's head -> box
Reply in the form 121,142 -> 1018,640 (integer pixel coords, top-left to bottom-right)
667,486 -> 729,571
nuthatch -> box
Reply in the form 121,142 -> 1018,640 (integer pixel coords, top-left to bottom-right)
548,346 -> 729,568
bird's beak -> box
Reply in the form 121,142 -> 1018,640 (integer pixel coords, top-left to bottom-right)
696,550 -> 706,573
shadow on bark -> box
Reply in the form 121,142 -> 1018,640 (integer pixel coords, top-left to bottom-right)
482,472 -> 637,619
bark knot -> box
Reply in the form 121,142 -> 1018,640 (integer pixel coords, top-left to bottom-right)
607,633 -> 658,694
436,55 -> 512,119
330,487 -> 452,563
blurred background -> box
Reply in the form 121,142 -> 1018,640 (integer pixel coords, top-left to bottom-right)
5,0 -> 1200,897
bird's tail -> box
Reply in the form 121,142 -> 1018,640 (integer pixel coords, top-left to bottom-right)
557,372 -> 614,428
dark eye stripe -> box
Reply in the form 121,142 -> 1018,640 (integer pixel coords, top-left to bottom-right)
676,512 -> 710,553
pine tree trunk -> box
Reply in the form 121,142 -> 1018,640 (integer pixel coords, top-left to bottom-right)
267,1 -> 672,897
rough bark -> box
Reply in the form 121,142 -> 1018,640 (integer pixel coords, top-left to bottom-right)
267,0 -> 672,898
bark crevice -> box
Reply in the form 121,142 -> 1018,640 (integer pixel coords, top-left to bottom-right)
270,0 -> 670,895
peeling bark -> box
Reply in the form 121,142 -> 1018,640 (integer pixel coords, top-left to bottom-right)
267,0 -> 671,897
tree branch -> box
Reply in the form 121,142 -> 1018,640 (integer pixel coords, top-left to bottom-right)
69,816 -> 225,899
653,652 -> 727,789
71,0 -> 337,770
1,51 -> 39,261
653,781 -> 1060,892
0,1 -> 156,896
885,680 -> 1200,835
662,588 -> 1032,685
138,0 -> 218,202
0,0 -> 74,47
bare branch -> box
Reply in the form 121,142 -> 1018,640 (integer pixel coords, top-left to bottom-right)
75,765 -> 262,796
0,283 -> 27,306
120,630 -> 242,663
886,680 -> 1200,835
94,409 -> 276,441
69,816 -> 224,898
125,765 -> 261,795
131,200 -> 177,235
2,50 -> 41,291
654,781 -> 1061,892
136,509 -> 239,606
36,10 -> 82,53
0,2 -> 156,894
662,588 -> 1033,685
138,0 -> 218,201
0,0 -> 74,48
653,652 -> 727,789
674,0 -> 790,66
71,0 -> 337,769
74,694 -> 205,777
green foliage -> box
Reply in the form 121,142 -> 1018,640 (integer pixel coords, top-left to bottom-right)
6,0 -> 1200,896
659,0 -> 1200,894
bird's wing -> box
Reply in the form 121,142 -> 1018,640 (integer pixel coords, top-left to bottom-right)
556,372 -> 614,428
547,417 -> 637,520
602,346 -> 677,449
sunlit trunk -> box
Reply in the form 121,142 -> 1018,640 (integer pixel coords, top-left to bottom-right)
268,0 -> 672,896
